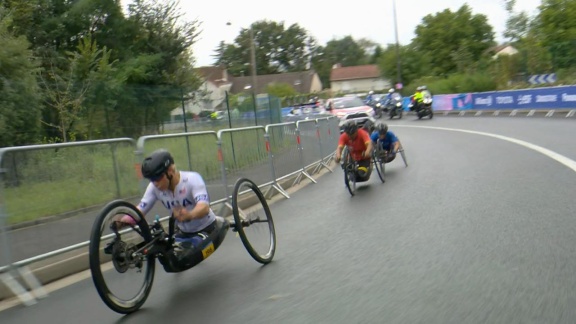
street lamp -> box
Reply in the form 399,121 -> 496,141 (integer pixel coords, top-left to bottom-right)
392,0 -> 402,91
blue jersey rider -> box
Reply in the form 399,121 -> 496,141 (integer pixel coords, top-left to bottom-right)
370,123 -> 400,163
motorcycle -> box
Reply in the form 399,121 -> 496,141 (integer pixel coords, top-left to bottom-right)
366,99 -> 384,119
417,91 -> 434,119
387,93 -> 403,119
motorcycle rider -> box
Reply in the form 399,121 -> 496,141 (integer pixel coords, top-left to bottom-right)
420,85 -> 432,98
412,87 -> 424,112
384,88 -> 400,112
365,90 -> 375,103
384,88 -> 395,104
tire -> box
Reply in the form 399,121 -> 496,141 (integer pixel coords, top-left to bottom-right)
232,178 -> 276,264
373,148 -> 385,183
342,149 -> 356,196
89,200 -> 155,314
399,110 -> 403,119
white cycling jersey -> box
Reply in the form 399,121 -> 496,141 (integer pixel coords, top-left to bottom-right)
138,171 -> 216,233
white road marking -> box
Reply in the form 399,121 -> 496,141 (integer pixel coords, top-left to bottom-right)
395,125 -> 576,173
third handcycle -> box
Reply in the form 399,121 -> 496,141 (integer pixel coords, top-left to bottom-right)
88,178 -> 276,314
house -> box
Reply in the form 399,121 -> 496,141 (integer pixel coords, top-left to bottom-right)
229,70 -> 322,94
170,65 -> 232,119
170,67 -> 323,119
489,44 -> 519,59
330,64 -> 390,94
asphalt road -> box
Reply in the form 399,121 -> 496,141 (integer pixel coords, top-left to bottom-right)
2,116 -> 576,323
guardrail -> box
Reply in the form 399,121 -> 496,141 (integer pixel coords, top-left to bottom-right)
0,117 -> 340,305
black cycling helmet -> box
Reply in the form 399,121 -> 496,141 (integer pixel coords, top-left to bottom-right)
343,121 -> 358,136
377,123 -> 388,135
141,149 -> 174,180
362,120 -> 375,134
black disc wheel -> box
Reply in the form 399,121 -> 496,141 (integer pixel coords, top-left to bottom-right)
232,178 -> 276,264
89,200 -> 155,314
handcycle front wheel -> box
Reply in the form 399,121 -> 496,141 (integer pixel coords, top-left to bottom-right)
342,148 -> 356,196
89,200 -> 156,314
232,178 -> 276,264
373,148 -> 385,183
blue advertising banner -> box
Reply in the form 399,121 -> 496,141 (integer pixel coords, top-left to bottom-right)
472,86 -> 576,109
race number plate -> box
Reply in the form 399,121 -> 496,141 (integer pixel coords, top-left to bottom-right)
202,243 -> 215,259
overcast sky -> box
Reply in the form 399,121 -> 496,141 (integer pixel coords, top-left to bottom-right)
123,0 -> 542,67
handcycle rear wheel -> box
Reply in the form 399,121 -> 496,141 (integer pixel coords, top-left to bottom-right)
232,178 -> 276,264
342,148 -> 356,196
89,200 -> 155,314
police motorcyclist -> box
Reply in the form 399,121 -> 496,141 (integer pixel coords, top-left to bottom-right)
365,90 -> 375,103
383,88 -> 396,107
412,87 -> 424,112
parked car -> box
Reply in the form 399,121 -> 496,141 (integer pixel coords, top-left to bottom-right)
326,97 -> 375,132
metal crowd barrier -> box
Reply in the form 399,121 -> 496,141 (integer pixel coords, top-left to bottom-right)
0,117 -> 341,305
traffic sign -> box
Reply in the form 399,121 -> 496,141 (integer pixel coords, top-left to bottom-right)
528,73 -> 557,85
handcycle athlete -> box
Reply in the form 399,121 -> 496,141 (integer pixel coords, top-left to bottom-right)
111,149 -> 224,272
371,123 -> 400,163
89,149 -> 276,314
334,121 -> 374,181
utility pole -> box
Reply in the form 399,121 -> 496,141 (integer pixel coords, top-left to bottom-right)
249,26 -> 258,94
392,0 -> 402,89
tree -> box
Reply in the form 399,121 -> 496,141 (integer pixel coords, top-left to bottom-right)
356,37 -> 379,64
265,83 -> 297,98
310,44 -> 333,89
0,10 -> 42,147
413,4 -> 495,76
532,0 -> 576,69
378,44 -> 429,87
323,36 -> 366,67
214,20 -> 314,76
39,37 -> 98,142
503,0 -> 531,43
112,0 -> 201,137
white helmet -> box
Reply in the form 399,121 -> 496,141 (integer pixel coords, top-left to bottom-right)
388,88 -> 394,93
369,90 -> 374,95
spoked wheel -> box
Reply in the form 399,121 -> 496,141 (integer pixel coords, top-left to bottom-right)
373,148 -> 385,183
232,178 -> 276,264
342,149 -> 356,196
89,200 -> 155,314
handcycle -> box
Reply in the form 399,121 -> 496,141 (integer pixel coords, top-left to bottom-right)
340,145 -> 385,196
88,178 -> 276,314
374,139 -> 408,168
